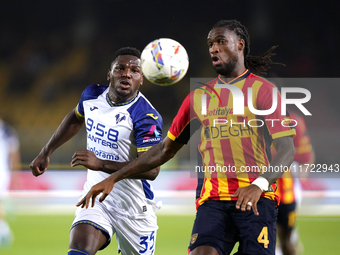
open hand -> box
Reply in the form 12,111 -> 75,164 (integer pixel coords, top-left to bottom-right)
76,176 -> 116,208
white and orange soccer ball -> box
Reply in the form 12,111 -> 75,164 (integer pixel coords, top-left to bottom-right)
141,38 -> 189,86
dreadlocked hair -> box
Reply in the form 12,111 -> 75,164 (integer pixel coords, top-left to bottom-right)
212,20 -> 284,75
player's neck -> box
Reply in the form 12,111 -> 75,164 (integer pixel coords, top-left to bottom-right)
108,90 -> 138,105
218,63 -> 246,83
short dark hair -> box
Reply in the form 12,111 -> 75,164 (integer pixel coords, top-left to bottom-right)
111,47 -> 141,68
212,20 -> 283,75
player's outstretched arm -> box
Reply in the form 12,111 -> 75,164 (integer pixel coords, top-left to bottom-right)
231,136 -> 295,215
30,108 -> 84,177
71,150 -> 160,180
76,136 -> 184,208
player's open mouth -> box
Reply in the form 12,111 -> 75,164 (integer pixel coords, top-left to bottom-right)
120,80 -> 131,88
211,56 -> 221,66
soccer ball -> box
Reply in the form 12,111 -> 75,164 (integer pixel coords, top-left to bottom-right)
141,38 -> 189,86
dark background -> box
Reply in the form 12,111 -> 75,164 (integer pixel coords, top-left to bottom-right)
1,0 -> 339,167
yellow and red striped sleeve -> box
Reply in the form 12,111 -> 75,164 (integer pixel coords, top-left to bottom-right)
168,91 -> 201,144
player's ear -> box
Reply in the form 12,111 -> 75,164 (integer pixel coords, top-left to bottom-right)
140,73 -> 143,86
238,39 -> 245,52
107,69 -> 111,81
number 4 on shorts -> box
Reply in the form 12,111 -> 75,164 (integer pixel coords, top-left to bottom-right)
257,226 -> 269,248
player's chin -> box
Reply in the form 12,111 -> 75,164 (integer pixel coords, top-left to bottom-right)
212,65 -> 224,74
116,88 -> 132,97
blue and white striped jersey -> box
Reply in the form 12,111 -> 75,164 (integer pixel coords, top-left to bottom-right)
76,84 -> 163,217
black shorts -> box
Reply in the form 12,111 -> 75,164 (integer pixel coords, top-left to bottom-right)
276,202 -> 296,231
188,198 -> 278,255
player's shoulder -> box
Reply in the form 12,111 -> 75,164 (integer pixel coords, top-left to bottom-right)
81,84 -> 108,101
132,92 -> 157,111
188,77 -> 219,98
247,72 -> 275,87
245,72 -> 279,98
197,77 -> 219,90
127,92 -> 163,123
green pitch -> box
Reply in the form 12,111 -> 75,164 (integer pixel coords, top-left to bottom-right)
2,215 -> 340,254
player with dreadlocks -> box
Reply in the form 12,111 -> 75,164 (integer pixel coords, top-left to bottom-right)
210,19 -> 284,76
76,20 -> 295,255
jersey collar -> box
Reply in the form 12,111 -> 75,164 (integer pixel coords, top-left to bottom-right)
106,91 -> 139,107
217,69 -> 250,85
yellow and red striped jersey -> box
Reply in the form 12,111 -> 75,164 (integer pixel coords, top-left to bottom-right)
168,70 -> 296,209
275,111 -> 313,204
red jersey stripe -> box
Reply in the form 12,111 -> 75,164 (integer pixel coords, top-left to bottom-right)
168,70 -> 296,209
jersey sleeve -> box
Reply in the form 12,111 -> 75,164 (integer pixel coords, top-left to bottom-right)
168,92 -> 201,144
129,97 -> 163,152
76,84 -> 108,117
257,83 -> 296,140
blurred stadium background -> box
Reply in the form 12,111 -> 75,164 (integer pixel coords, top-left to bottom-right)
1,0 -> 340,254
